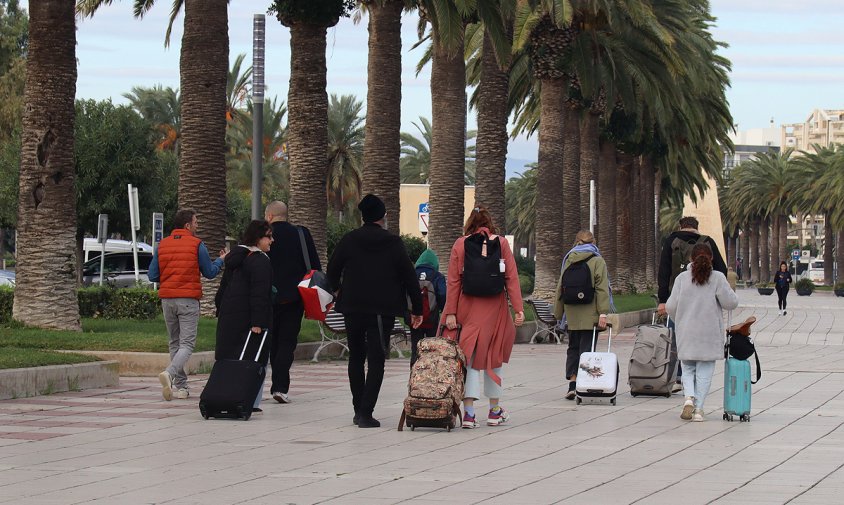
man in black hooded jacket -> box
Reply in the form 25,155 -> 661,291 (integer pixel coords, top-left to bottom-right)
327,194 -> 423,428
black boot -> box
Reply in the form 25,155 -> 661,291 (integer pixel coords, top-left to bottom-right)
565,381 -> 576,400
357,414 -> 381,428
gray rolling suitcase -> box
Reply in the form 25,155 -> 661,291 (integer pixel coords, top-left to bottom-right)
628,315 -> 678,397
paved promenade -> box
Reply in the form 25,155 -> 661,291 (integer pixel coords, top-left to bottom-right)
1,289 -> 843,504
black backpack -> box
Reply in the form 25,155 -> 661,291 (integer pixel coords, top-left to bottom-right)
462,233 -> 504,297
669,234 -> 708,292
560,255 -> 595,304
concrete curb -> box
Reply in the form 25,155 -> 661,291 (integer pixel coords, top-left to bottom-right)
0,360 -> 119,400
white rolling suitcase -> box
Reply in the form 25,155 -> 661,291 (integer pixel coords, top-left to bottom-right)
575,323 -> 619,406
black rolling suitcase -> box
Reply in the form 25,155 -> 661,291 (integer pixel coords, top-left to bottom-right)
199,329 -> 268,421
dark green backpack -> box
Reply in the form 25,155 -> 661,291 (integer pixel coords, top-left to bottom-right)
669,234 -> 708,291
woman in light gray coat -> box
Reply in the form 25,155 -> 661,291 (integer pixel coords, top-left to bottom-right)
666,242 -> 738,422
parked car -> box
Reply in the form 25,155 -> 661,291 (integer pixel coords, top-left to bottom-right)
82,252 -> 153,288
82,238 -> 153,262
0,270 -> 14,287
807,260 -> 825,284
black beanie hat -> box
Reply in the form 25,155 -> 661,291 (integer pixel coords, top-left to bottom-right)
358,194 -> 386,223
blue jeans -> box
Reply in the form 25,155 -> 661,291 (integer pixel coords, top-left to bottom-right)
680,360 -> 716,409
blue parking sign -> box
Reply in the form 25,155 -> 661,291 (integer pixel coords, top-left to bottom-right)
419,202 -> 429,213
792,249 -> 800,260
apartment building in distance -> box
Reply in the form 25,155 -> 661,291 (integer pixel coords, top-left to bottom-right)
781,108 -> 844,152
723,125 -> 780,177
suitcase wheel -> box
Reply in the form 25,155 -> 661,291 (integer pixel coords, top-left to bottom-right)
610,398 -> 617,406
575,397 -> 582,405
410,425 -> 415,431
199,402 -> 210,420
631,393 -> 638,398
446,424 -> 451,432
739,414 -> 749,422
664,392 -> 672,398
724,413 -> 734,422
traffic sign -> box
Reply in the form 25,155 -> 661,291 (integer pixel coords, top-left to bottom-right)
792,249 -> 800,260
418,202 -> 429,234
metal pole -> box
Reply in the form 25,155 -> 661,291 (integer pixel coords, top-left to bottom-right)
589,179 -> 596,234
251,14 -> 266,220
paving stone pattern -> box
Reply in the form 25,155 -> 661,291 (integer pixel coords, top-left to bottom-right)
1,289 -> 843,504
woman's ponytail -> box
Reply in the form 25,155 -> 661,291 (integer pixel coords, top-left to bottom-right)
690,242 -> 713,285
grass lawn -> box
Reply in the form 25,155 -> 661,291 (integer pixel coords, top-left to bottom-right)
0,316 -> 323,353
0,347 -> 100,370
612,293 -> 658,313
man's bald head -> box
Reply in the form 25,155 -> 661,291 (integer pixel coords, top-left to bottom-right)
265,201 -> 288,223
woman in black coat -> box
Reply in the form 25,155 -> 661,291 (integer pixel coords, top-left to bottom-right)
214,220 -> 274,411
773,261 -> 793,316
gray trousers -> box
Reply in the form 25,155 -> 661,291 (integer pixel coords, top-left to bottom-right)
162,298 -> 200,390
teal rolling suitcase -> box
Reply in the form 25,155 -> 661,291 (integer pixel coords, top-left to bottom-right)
723,357 -> 751,422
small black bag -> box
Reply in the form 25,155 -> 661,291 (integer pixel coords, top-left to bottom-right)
725,331 -> 762,384
462,233 -> 504,297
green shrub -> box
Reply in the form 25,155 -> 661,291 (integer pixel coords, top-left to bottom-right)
519,273 -> 534,296
0,286 -> 12,323
327,219 -> 355,259
103,288 -> 160,319
401,235 -> 427,263
794,277 -> 816,293
756,282 -> 771,289
77,286 -> 113,318
835,281 -> 844,290
515,254 -> 535,277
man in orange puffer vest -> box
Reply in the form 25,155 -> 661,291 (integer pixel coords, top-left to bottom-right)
148,209 -> 226,401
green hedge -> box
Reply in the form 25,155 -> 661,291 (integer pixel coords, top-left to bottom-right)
2,286 -> 161,322
0,286 -> 12,323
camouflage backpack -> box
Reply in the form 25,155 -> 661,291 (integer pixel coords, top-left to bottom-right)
398,336 -> 466,432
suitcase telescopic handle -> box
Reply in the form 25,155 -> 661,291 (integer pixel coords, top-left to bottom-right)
591,322 -> 613,352
239,329 -> 269,362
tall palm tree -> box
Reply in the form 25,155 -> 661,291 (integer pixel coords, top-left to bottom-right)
226,52 -> 252,125
360,0 -> 404,234
225,97 -> 289,198
399,117 -> 477,184
14,0 -> 80,330
271,0 -> 352,265
79,0 -> 230,313
326,94 -> 365,223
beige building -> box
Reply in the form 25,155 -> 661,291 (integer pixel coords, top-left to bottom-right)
399,184 -> 476,239
781,109 -> 844,152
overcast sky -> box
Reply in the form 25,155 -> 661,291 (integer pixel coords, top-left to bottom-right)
20,1 -> 844,165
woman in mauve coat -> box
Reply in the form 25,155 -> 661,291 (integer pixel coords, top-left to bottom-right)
442,206 -> 524,429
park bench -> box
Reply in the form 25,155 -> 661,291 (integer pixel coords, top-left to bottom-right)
312,309 -> 409,362
526,298 -> 565,345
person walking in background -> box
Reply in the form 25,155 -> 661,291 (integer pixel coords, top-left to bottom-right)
441,206 -> 524,429
554,230 -> 612,400
407,249 -> 447,368
657,216 -> 728,391
214,220 -> 275,413
148,209 -> 225,401
327,194 -> 423,428
727,267 -> 738,291
666,242 -> 738,422
773,261 -> 793,316
264,201 -> 320,404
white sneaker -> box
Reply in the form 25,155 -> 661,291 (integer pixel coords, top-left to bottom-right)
681,397 -> 695,420
692,409 -> 705,422
272,391 -> 290,404
158,371 -> 172,401
175,388 -> 189,399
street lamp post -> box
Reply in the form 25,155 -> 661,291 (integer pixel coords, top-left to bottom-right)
251,14 -> 265,220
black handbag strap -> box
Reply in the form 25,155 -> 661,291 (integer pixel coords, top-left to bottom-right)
297,226 -> 312,271
751,349 -> 762,384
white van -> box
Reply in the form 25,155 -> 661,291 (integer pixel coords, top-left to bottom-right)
83,238 -> 153,262
807,260 -> 824,284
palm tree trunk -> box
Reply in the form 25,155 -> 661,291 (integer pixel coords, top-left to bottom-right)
615,151 -> 634,292
630,156 -> 645,291
778,214 -> 788,268
597,140 -> 617,283
642,156 -> 656,285
725,233 -> 735,269
428,34 -> 467,273
579,112 -> 599,230
362,0 -> 402,234
740,226 -> 750,281
13,0 -> 80,330
287,22 -> 329,265
760,217 -> 770,283
771,215 -> 780,266
824,213 -> 833,285
654,169 -> 662,279
180,0 -> 228,314
836,229 -> 844,284
750,219 -> 760,283
474,30 -> 510,233
533,78 -> 567,301
562,104 -> 580,241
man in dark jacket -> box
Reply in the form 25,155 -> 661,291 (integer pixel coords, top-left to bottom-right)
657,216 -> 727,389
264,201 -> 320,404
327,194 -> 423,428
